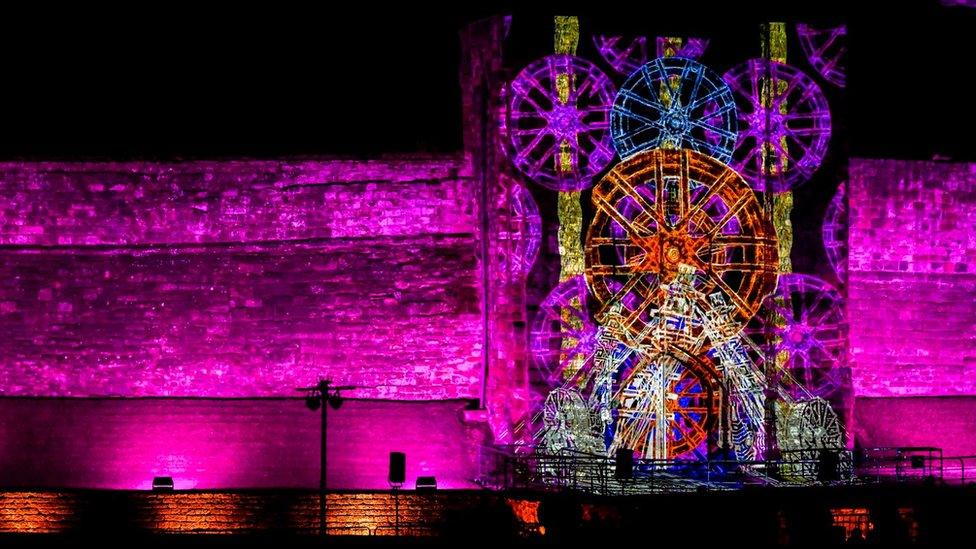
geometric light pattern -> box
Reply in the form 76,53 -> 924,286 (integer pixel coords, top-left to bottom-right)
507,54 -> 616,191
724,59 -> 832,192
529,276 -> 598,390
611,346 -> 721,460
592,35 -> 648,76
585,148 -> 779,340
749,274 -> 846,399
796,23 -> 847,88
502,177 -> 542,279
655,37 -> 709,60
611,57 -> 738,162
822,181 -> 847,284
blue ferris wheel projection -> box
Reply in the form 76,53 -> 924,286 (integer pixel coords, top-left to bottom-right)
611,57 -> 738,162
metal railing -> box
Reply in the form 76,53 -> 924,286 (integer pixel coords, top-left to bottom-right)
479,444 -> 976,494
479,444 -> 857,494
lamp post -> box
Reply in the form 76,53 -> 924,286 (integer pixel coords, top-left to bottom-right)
296,379 -> 354,536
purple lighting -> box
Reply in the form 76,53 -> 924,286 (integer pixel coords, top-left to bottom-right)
748,273 -> 847,399
655,37 -> 709,60
724,59 -> 832,192
499,177 -> 542,279
796,23 -> 847,88
0,160 -> 484,398
506,54 -> 616,191
823,181 -> 848,284
529,276 -> 598,389
592,36 -> 648,76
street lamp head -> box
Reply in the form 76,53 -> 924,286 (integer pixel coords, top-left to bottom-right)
327,395 -> 344,410
305,395 -> 321,411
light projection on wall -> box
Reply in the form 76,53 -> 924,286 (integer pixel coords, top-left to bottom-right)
498,176 -> 542,278
529,276 -> 598,389
822,181 -> 848,284
749,273 -> 847,398
593,36 -> 648,76
506,54 -> 616,191
724,59 -> 832,192
655,37 -> 709,60
796,23 -> 847,88
502,17 -> 848,488
611,57 -> 738,162
586,148 -> 779,338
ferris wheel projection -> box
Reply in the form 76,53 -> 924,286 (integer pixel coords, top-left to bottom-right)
778,397 -> 848,480
611,57 -> 738,162
610,347 -> 721,460
537,387 -> 604,455
822,182 -> 848,284
530,276 -> 600,390
506,54 -> 617,191
723,59 -> 832,193
585,148 -> 779,341
749,273 -> 846,399
655,37 -> 709,60
796,23 -> 847,88
593,35 -> 649,76
497,176 -> 543,279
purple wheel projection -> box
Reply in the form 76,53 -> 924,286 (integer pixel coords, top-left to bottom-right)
723,59 -> 832,193
611,57 -> 738,162
530,276 -> 599,389
593,36 -> 648,76
749,274 -> 846,398
822,182 -> 847,284
655,37 -> 709,60
506,54 -> 616,191
500,176 -> 542,279
796,23 -> 847,88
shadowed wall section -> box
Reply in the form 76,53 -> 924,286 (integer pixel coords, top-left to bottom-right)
0,399 -> 485,490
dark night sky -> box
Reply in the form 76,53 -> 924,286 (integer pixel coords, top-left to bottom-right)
0,2 -> 971,161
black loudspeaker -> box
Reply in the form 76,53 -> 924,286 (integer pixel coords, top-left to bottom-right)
817,449 -> 840,482
416,476 -> 437,491
389,452 -> 406,485
614,448 -> 634,480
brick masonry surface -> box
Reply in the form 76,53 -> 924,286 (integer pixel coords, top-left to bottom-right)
849,159 -> 976,398
0,158 -> 484,399
0,398 -> 487,490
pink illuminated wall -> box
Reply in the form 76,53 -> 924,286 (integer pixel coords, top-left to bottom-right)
0,398 -> 484,489
0,158 -> 484,399
849,158 -> 976,455
849,159 -> 976,397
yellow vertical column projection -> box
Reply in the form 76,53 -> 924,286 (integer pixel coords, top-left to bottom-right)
555,16 -> 583,281
660,36 -> 683,58
554,16 -> 587,381
762,22 -> 793,274
761,23 -> 790,461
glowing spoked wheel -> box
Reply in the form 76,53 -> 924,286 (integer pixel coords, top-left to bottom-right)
611,348 -> 721,460
751,274 -> 846,398
499,176 -> 542,279
507,54 -> 616,191
795,397 -> 844,450
796,24 -> 847,88
611,57 -> 737,162
530,276 -> 599,389
822,182 -> 847,284
538,387 -> 603,454
593,35 -> 648,76
778,397 -> 847,481
655,37 -> 709,60
586,148 -> 779,340
723,59 -> 832,193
